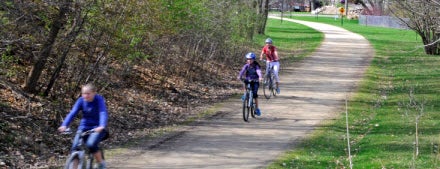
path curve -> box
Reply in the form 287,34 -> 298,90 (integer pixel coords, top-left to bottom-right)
108,17 -> 374,168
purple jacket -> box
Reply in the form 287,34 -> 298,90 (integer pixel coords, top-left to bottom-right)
238,63 -> 262,81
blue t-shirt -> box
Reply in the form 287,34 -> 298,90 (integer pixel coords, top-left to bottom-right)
61,94 -> 108,130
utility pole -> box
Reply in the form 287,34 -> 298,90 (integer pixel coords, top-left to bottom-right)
344,0 -> 348,16
281,0 -> 284,23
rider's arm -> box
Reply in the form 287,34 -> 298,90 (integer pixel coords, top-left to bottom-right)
257,68 -> 262,79
260,48 -> 265,60
238,65 -> 247,80
60,98 -> 82,127
274,50 -> 279,61
97,95 -> 108,129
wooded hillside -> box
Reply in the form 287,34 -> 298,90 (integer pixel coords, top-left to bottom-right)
0,0 -> 269,167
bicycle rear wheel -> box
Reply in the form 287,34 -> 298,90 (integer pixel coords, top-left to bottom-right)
242,93 -> 250,122
263,74 -> 272,99
64,151 -> 85,169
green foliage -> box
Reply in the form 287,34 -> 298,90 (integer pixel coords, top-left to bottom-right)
269,16 -> 440,168
0,9 -> 8,25
0,46 -> 19,77
127,51 -> 150,60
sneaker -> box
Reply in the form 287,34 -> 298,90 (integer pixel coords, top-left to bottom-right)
255,109 -> 261,116
98,162 -> 107,169
276,88 -> 280,94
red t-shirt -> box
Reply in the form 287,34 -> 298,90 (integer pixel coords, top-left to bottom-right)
262,45 -> 279,62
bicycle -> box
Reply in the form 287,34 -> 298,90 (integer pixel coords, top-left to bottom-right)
63,128 -> 108,169
262,60 -> 277,99
242,79 -> 258,122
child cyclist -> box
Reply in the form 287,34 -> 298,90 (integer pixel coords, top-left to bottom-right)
238,52 -> 263,116
58,84 -> 109,169
260,38 -> 280,94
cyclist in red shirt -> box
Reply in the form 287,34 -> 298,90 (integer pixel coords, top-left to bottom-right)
260,38 -> 280,94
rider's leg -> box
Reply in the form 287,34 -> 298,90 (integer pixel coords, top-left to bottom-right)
71,130 -> 82,151
94,150 -> 103,163
254,83 -> 259,108
265,61 -> 270,75
86,131 -> 107,166
272,62 -> 280,89
253,82 -> 261,115
94,150 -> 106,169
70,130 -> 82,168
255,98 -> 258,108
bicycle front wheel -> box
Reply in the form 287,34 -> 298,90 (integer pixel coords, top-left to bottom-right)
86,155 -> 94,169
271,73 -> 277,97
65,151 -> 85,169
250,98 -> 256,118
242,93 -> 250,122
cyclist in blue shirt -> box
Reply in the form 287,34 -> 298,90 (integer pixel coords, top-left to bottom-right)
238,53 -> 263,116
58,84 -> 108,169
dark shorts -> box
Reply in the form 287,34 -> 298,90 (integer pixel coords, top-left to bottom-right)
244,81 -> 259,98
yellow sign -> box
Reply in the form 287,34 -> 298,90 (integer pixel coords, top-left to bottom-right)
339,7 -> 345,14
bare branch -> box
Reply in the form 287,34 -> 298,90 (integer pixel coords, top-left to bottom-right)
0,38 -> 24,45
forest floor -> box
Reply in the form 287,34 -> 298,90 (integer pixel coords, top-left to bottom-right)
104,17 -> 374,168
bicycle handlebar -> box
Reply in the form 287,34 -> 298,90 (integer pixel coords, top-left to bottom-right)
81,129 -> 95,137
61,127 -> 73,135
60,128 -> 95,136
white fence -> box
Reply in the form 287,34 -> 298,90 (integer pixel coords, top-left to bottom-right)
359,15 -> 409,29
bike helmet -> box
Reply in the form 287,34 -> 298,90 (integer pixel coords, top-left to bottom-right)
265,38 -> 273,44
245,52 -> 256,60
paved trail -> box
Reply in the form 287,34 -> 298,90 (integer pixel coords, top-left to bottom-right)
108,17 -> 373,168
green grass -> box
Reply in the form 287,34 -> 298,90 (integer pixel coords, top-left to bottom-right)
254,19 -> 324,63
268,17 -> 440,168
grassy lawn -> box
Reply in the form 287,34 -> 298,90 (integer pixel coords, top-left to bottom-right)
254,19 -> 324,63
268,17 -> 440,168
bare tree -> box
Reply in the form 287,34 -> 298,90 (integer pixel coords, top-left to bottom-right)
351,0 -> 391,16
258,0 -> 270,34
23,0 -> 72,93
391,0 -> 440,55
44,0 -> 89,96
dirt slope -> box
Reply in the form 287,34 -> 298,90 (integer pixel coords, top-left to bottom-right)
106,17 -> 374,168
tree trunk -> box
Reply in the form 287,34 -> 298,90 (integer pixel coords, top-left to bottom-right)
258,0 -> 269,35
424,44 -> 440,55
23,1 -> 71,93
44,6 -> 86,96
359,1 -> 372,14
391,0 -> 440,55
